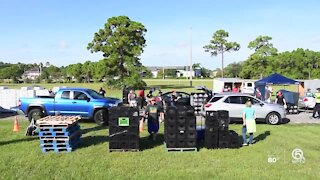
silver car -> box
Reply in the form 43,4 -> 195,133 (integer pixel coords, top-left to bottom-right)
204,93 -> 286,125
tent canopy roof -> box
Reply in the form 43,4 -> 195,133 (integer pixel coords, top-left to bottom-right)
255,73 -> 299,85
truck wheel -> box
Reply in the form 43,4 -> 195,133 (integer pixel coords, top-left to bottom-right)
94,109 -> 108,126
27,108 -> 44,122
266,112 -> 280,125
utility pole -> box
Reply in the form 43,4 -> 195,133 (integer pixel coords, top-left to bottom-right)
162,67 -> 165,79
189,27 -> 193,87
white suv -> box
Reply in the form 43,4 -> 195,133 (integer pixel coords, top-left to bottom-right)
204,93 -> 286,125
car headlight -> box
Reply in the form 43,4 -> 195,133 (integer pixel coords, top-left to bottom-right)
108,103 -> 118,107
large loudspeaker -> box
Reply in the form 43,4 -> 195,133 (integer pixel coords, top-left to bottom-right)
108,107 -> 139,151
229,130 -> 241,148
205,111 -> 219,148
205,110 -> 239,149
218,130 -> 230,148
217,110 -> 229,130
164,106 -> 196,148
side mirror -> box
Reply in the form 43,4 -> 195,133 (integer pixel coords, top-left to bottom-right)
260,102 -> 264,106
86,97 -> 91,102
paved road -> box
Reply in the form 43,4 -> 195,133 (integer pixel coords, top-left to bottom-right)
286,112 -> 320,124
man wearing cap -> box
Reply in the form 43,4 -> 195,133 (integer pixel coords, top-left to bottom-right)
312,88 -> 320,118
142,97 -> 164,140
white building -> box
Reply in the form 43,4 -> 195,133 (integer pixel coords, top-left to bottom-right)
22,67 -> 41,80
147,66 -> 195,78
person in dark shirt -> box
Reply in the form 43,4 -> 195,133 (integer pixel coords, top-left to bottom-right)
98,87 -> 106,97
275,91 -> 287,109
142,97 -> 164,140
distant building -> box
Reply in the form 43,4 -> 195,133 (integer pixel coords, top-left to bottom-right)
147,66 -> 196,78
22,67 -> 41,80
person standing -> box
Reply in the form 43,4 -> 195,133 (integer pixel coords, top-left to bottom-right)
255,88 -> 262,100
137,90 -> 146,109
242,100 -> 256,146
306,88 -> 313,97
156,91 -> 165,115
275,91 -> 287,109
142,97 -> 164,140
98,87 -> 106,97
312,88 -> 320,118
232,85 -> 239,93
265,86 -> 272,103
128,90 -> 137,107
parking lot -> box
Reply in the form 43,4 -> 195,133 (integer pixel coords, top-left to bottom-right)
286,111 -> 320,124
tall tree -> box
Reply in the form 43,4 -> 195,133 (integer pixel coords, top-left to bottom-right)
224,62 -> 243,78
247,35 -> 278,77
87,16 -> 147,88
203,29 -> 240,78
82,61 -> 94,83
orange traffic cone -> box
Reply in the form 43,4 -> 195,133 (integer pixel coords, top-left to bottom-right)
13,116 -> 20,132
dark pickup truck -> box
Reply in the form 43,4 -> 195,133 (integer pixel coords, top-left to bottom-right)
19,88 -> 121,125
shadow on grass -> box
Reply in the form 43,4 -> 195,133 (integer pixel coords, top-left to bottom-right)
0,137 -> 38,146
139,133 -> 164,151
78,135 -> 109,149
0,112 -> 18,119
253,131 -> 271,144
282,118 -> 290,124
81,125 -> 107,134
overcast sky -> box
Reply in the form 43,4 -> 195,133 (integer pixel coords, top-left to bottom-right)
0,0 -> 319,69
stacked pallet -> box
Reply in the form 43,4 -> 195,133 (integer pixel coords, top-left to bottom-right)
36,116 -> 82,153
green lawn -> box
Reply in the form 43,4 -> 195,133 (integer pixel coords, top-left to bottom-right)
0,117 -> 319,179
0,79 -> 318,179
0,79 -> 212,99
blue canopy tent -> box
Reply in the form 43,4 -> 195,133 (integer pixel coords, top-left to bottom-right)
254,73 -> 300,101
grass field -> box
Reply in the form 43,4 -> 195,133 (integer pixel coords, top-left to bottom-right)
0,117 -> 320,179
0,79 -> 318,179
0,79 -> 213,99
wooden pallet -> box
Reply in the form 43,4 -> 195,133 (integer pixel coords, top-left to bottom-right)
109,149 -> 139,152
39,125 -> 80,133
164,143 -> 197,152
41,147 -> 73,153
36,116 -> 81,127
39,131 -> 81,140
40,138 -> 81,144
39,131 -> 75,137
40,142 -> 79,148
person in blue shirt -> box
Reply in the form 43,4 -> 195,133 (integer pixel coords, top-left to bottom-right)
242,100 -> 257,146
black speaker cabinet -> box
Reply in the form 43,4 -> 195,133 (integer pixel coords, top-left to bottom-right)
108,106 -> 139,151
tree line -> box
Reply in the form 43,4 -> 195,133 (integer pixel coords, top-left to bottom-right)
204,30 -> 320,79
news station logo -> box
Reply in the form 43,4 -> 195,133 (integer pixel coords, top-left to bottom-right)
292,148 -> 305,163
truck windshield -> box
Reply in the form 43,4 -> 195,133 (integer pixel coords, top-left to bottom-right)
86,89 -> 105,99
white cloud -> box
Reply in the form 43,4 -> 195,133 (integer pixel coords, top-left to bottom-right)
58,40 -> 69,49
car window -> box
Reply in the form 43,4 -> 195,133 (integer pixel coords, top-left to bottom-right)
210,97 -> 223,103
241,96 -> 260,104
74,91 -> 88,100
61,91 -> 70,99
247,83 -> 252,87
177,92 -> 189,99
225,96 -> 241,104
86,89 -> 104,99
